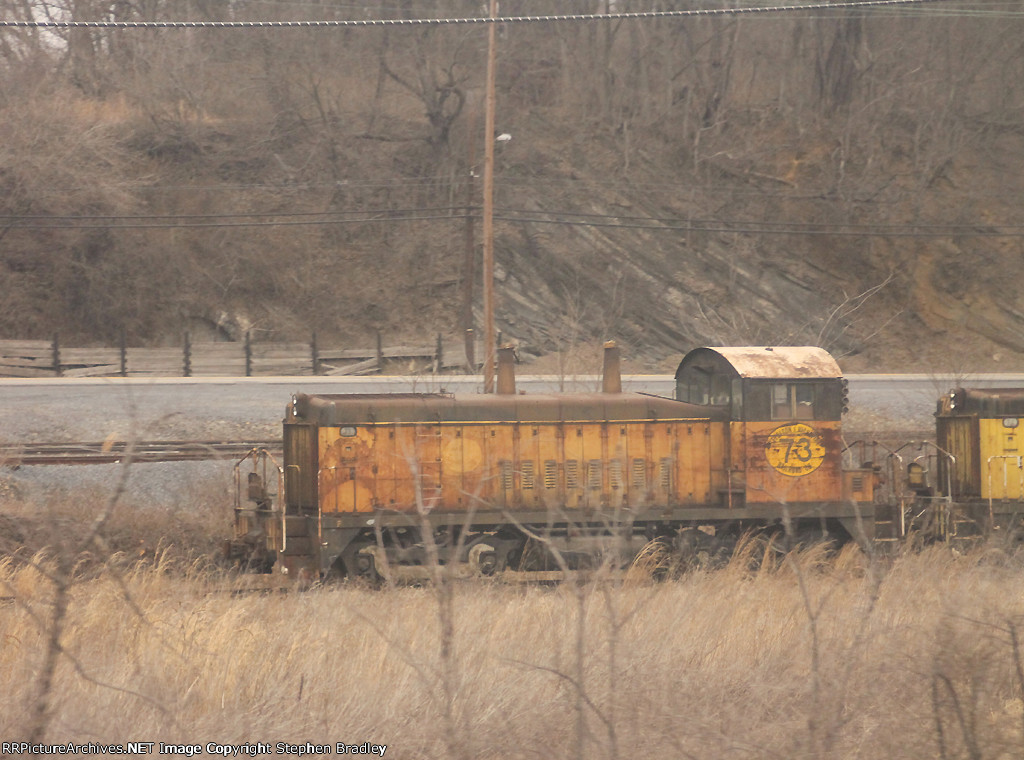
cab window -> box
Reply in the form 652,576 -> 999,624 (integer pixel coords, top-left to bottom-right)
772,383 -> 816,420
678,367 -> 731,405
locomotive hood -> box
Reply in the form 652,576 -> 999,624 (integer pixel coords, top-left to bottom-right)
288,391 -> 725,426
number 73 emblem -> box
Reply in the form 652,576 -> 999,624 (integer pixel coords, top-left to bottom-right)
764,423 -> 827,477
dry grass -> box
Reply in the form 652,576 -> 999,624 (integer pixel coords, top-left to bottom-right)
0,480 -> 232,571
2,537 -> 1024,759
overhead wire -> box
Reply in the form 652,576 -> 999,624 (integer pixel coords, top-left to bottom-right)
490,213 -> 1024,237
3,0 -> 1019,236
0,213 -> 472,230
21,175 -> 1024,203
0,0 -> 971,29
4,206 -> 1023,237
0,205 -> 468,221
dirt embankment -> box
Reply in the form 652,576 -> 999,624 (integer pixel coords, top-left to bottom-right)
3,9 -> 1024,374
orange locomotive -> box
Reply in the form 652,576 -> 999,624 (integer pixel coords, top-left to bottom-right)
230,344 -> 878,580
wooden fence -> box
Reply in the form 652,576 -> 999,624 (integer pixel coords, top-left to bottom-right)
0,332 -> 483,379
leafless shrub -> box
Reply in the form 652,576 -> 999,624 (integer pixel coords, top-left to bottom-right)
2,528 -> 1024,756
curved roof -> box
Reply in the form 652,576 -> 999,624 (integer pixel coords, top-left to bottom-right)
677,346 -> 843,380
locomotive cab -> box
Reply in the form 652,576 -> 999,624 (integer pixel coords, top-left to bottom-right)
675,347 -> 866,533
675,346 -> 846,423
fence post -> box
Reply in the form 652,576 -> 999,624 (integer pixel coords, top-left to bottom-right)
52,333 -> 62,377
119,329 -> 128,377
311,331 -> 320,376
245,331 -> 253,377
376,331 -> 383,374
183,331 -> 192,377
434,333 -> 443,374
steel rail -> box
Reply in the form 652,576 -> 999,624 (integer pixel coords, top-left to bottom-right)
0,440 -> 282,466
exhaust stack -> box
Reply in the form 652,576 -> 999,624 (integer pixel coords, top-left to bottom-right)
496,345 -> 516,395
602,341 -> 622,394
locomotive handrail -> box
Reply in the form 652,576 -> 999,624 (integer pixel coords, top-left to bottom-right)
842,438 -> 906,531
882,450 -> 907,537
841,438 -> 901,472
892,440 -> 956,506
232,447 -> 285,566
233,447 -> 284,512
841,439 -> 869,468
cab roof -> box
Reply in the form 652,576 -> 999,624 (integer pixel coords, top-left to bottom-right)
676,346 -> 843,381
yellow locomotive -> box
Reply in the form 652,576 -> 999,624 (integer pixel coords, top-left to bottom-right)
230,344 -> 884,580
932,388 -> 1024,534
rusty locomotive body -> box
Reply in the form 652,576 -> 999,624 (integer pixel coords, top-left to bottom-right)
228,345 -> 1024,580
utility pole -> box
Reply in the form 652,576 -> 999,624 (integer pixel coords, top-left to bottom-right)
482,0 -> 497,393
461,105 -> 477,373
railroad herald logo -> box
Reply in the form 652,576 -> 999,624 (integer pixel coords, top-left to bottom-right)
764,423 -> 826,477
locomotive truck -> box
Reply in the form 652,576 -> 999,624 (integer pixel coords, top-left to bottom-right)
226,344 -> 1024,581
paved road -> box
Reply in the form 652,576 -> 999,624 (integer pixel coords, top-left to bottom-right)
0,374 -> 664,443
3,372 -> 1024,443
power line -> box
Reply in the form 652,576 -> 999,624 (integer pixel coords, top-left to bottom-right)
0,0 -> 964,29
5,206 -> 1024,237
24,178 -> 465,194
0,205 -> 467,222
495,207 -> 1020,231
492,214 -> 1024,237
22,175 -> 1024,204
8,204 -> 1019,233
1,212 -> 472,230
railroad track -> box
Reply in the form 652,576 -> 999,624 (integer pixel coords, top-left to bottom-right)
0,440 -> 282,466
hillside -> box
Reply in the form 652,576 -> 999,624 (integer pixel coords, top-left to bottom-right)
2,0 -> 1024,374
